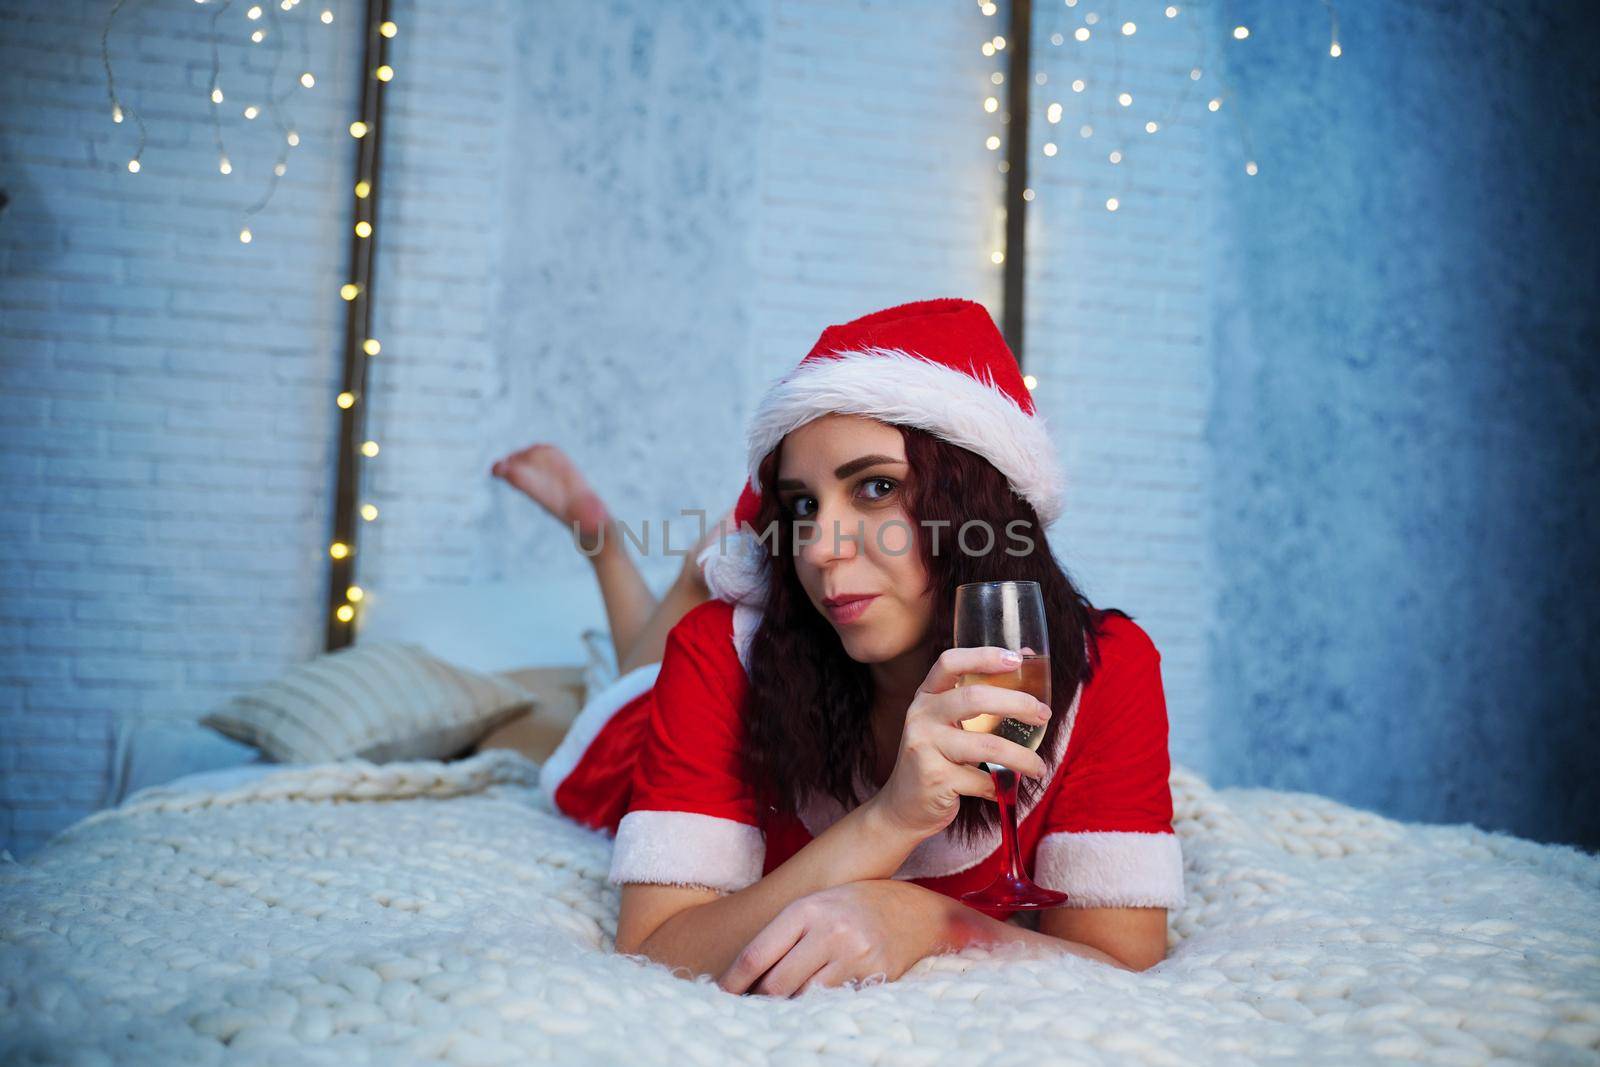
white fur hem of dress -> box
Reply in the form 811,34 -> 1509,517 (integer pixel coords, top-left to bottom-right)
610,809 -> 765,893
1034,830 -> 1186,909
537,660 -> 663,801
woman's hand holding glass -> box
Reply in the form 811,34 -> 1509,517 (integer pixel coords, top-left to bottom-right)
864,646 -> 1052,841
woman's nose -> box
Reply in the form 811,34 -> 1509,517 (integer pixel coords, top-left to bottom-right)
798,505 -> 862,566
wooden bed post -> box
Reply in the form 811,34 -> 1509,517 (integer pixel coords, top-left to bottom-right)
325,0 -> 394,652
1001,0 -> 1032,370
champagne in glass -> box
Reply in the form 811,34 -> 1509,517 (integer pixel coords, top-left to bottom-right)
958,653 -> 1051,758
953,580 -> 1070,910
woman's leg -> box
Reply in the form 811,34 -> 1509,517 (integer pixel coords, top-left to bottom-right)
490,443 -> 658,658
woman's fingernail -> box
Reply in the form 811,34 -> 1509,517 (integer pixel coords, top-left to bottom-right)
1000,650 -> 1021,664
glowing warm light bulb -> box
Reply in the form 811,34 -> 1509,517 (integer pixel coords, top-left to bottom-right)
239,228 -> 252,243
1330,41 -> 1342,57
247,4 -> 262,19
1146,121 -> 1160,133
349,121 -> 368,138
112,105 -> 123,123
1106,197 -> 1120,212
1079,124 -> 1093,138
347,585 -> 364,602
992,35 -> 1005,50
1042,142 -> 1057,157
1022,188 -> 1034,201
361,441 -> 379,457
985,135 -> 1001,150
1191,67 -> 1203,80
335,604 -> 355,622
287,131 -> 300,146
1075,27 -> 1090,41
1233,25 -> 1249,39
355,220 -> 372,238
340,283 -> 360,300
355,180 -> 371,198
1209,98 -> 1222,111
991,72 -> 1003,85
321,9 -> 333,22
980,1 -> 996,14
336,392 -> 355,409
300,72 -> 315,88
1245,161 -> 1259,175
375,65 -> 393,82
362,338 -> 381,356
1118,91 -> 1132,106
273,162 -> 286,176
329,541 -> 349,559
982,41 -> 995,57
1166,5 -> 1179,16
1050,32 -> 1063,45
1109,150 -> 1122,163
219,157 -> 232,174
244,105 -> 259,119
1023,374 -> 1037,390
127,159 -> 140,173
1071,78 -> 1085,92
379,20 -> 396,36
1121,21 -> 1136,35
250,29 -> 265,42
990,251 -> 1004,264
360,504 -> 378,521
984,96 -> 998,113
211,87 -> 223,103
1047,102 -> 1062,123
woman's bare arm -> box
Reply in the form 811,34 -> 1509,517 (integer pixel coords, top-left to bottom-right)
614,796 -> 924,978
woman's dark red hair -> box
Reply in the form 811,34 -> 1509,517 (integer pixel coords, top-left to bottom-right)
740,422 -> 1131,844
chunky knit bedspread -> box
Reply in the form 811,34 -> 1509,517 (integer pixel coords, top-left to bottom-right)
2,750 -> 1597,1066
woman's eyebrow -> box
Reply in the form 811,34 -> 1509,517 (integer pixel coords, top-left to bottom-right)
775,454 -> 906,491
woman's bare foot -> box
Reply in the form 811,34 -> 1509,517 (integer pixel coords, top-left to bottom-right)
490,443 -> 611,547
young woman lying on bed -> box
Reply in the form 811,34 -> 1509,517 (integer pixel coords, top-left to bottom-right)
489,298 -> 1185,996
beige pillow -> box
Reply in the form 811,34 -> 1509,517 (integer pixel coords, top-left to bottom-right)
202,642 -> 535,764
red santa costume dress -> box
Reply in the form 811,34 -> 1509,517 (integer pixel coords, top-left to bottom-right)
540,297 -> 1185,922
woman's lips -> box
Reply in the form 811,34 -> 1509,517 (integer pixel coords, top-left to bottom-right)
825,595 -> 879,624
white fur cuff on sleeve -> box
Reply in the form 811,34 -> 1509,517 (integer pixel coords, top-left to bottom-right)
1034,830 -> 1187,909
609,809 -> 766,894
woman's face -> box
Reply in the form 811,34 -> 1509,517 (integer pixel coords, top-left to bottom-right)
775,413 -> 934,665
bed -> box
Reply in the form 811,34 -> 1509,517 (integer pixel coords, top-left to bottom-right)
3,582 -> 1598,1065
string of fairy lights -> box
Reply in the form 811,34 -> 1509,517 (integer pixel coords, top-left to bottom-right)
103,0 -> 396,648
976,0 -> 1343,244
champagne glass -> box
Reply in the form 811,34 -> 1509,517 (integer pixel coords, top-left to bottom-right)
954,580 -> 1070,910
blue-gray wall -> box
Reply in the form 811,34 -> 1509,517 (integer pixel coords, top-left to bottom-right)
1205,0 -> 1600,849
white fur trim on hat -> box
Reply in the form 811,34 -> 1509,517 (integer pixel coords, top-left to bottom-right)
1033,830 -> 1187,909
746,346 -> 1067,526
609,809 -> 766,893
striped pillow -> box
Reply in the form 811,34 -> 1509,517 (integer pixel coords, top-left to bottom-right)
201,643 -> 536,764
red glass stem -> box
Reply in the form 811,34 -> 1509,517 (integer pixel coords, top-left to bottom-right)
989,764 -> 1027,884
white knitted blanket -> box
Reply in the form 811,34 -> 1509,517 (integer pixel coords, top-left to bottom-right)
2,750 -> 1597,1067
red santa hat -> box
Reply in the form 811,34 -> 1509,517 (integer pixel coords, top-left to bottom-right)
700,297 -> 1066,609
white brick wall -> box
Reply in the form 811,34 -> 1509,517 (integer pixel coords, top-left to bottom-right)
1,0 -> 361,857
1023,3 -> 1217,774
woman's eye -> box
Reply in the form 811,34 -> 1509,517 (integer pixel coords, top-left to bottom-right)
860,477 -> 896,502
788,496 -> 816,519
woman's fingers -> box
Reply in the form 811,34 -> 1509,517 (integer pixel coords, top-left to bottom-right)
940,729 -> 1049,779
918,646 -> 1028,695
718,911 -> 806,995
930,681 -> 1050,729
951,763 -> 1000,800
752,932 -> 831,998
